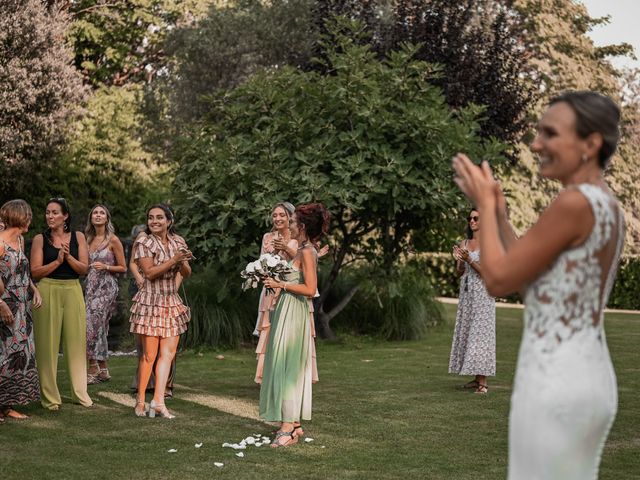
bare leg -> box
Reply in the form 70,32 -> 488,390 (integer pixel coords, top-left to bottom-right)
151,336 -> 179,405
137,336 -> 159,404
475,374 -> 488,394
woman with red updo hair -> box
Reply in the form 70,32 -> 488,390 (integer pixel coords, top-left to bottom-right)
260,203 -> 330,447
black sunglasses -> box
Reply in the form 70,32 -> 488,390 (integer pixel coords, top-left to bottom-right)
468,215 -> 479,222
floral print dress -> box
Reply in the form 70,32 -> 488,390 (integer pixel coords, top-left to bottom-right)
448,246 -> 496,376
85,244 -> 119,361
0,241 -> 40,406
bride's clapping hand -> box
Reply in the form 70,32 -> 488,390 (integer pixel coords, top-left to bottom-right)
452,153 -> 498,209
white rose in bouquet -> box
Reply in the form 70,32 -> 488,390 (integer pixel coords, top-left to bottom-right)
241,253 -> 293,294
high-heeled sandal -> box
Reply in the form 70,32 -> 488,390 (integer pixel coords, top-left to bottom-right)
149,400 -> 175,419
98,367 -> 111,382
134,401 -> 147,417
270,430 -> 298,448
87,363 -> 101,385
292,424 -> 305,438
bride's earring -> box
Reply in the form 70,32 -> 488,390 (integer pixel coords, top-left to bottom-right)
581,154 -> 589,164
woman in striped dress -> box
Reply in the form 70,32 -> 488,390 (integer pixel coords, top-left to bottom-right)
130,204 -> 192,418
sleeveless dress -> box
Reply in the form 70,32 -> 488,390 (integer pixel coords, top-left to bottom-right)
0,241 -> 40,406
259,249 -> 318,422
448,244 -> 496,376
85,244 -> 119,361
508,184 -> 624,480
129,233 -> 190,338
254,231 -> 298,383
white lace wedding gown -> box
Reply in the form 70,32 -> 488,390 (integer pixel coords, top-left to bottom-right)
509,184 -> 625,480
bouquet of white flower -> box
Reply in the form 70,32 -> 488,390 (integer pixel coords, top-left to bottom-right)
241,253 -> 293,294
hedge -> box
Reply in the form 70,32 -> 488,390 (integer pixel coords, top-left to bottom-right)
418,253 -> 640,310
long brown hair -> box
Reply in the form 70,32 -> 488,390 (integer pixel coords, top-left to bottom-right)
85,204 -> 116,245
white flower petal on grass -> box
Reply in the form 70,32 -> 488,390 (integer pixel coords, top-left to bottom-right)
195,443 -> 203,448
235,452 -> 244,458
262,439 -> 271,444
214,462 -> 224,468
245,437 -> 256,445
304,438 -> 314,443
255,442 -> 262,447
321,446 -> 326,449
253,434 -> 261,438
222,443 -> 232,448
167,449 -> 178,453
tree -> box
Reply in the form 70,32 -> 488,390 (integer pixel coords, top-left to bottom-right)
0,0 -> 85,196
172,21 -> 507,338
158,0 -> 314,123
497,0 -> 640,252
62,0 -> 209,86
49,86 -> 167,234
309,0 -> 539,150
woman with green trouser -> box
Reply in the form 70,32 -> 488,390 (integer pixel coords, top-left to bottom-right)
261,203 -> 330,448
30,198 -> 92,410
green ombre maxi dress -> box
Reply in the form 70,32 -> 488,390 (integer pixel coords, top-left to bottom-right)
259,254 -> 316,423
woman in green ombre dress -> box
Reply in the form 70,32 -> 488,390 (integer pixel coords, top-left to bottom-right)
261,203 -> 330,448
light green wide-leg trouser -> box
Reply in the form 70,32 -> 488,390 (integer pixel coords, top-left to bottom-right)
33,278 -> 92,409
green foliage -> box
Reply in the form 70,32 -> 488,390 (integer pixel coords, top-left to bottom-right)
311,0 -> 539,149
172,20 -> 506,337
334,263 -> 444,341
179,266 -> 258,349
29,85 -> 166,234
173,20 -> 506,270
609,257 -> 640,310
156,0 -> 314,123
65,0 -> 208,86
0,0 -> 85,195
417,252 -> 640,311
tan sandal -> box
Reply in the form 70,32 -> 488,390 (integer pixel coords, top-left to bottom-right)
271,430 -> 298,448
98,368 -> 111,382
475,384 -> 488,395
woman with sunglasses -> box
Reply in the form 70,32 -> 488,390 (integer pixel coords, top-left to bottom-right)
30,198 -> 92,410
448,208 -> 496,394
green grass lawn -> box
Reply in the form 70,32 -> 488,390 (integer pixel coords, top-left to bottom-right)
1,304 -> 638,480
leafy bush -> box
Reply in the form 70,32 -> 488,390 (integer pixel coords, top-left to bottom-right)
609,256 -> 640,310
330,263 -> 443,341
419,252 -> 640,310
179,267 -> 258,349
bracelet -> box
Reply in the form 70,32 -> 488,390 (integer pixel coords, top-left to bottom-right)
283,283 -> 287,292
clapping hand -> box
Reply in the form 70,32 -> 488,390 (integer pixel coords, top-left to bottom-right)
272,237 -> 288,251
91,261 -> 109,271
453,244 -> 470,263
452,153 -> 498,209
57,242 -> 69,263
172,248 -> 194,264
317,244 -> 330,258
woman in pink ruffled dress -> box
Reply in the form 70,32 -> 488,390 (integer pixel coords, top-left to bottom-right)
129,204 -> 192,418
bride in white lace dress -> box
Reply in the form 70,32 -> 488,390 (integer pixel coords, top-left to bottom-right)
452,91 -> 624,480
